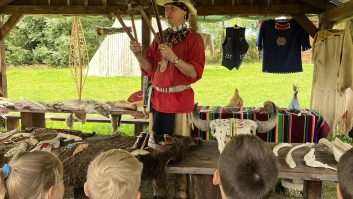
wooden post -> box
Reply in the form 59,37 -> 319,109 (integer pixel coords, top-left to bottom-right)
0,17 -> 7,98
189,175 -> 221,199
140,0 -> 151,90
303,180 -> 322,199
20,112 -> 45,130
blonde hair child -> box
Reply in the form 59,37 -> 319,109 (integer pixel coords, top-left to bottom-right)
84,149 -> 143,199
0,151 -> 64,199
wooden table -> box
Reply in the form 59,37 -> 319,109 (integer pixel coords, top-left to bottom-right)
167,141 -> 337,199
1,107 -> 145,134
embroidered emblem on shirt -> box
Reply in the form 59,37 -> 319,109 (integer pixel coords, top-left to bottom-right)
276,37 -> 286,46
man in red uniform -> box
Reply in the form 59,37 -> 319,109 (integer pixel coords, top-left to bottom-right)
130,0 -> 205,198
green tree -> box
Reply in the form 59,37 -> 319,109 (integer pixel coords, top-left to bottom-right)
5,15 -> 112,67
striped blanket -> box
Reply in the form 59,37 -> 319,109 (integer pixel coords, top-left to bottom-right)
193,106 -> 330,143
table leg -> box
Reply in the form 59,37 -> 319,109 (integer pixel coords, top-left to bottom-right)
303,180 -> 322,199
6,117 -> 19,130
189,174 -> 221,199
111,115 -> 122,134
20,112 -> 45,130
73,187 -> 88,199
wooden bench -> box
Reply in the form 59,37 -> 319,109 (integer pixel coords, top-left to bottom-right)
2,114 -> 149,135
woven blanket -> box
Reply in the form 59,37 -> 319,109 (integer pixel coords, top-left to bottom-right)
192,106 -> 330,143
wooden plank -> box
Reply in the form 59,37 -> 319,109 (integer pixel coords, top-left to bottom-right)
292,14 -> 318,38
0,0 -> 15,8
303,180 -> 322,199
190,175 -> 221,199
300,0 -> 334,11
321,0 -> 353,22
167,141 -> 338,182
20,112 -> 46,130
0,14 -> 23,41
0,4 -> 321,15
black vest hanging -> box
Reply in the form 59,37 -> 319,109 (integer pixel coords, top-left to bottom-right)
221,25 -> 249,70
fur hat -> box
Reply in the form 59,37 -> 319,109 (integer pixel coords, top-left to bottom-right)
156,0 -> 197,15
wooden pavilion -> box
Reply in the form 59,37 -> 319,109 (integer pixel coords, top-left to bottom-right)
0,1 -> 352,198
0,0 -> 352,98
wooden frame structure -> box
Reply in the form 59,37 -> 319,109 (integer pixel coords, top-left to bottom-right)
0,0 -> 352,96
0,1 -> 352,198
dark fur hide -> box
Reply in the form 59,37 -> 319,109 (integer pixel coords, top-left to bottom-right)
0,129 -> 198,188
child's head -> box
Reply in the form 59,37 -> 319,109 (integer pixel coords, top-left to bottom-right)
213,134 -> 278,199
84,149 -> 143,199
337,148 -> 353,199
0,151 -> 64,199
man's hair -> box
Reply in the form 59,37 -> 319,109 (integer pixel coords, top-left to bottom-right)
338,148 -> 353,199
0,151 -> 63,199
218,134 -> 278,199
86,149 -> 143,199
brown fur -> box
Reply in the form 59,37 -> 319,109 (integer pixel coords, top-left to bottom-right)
106,100 -> 144,110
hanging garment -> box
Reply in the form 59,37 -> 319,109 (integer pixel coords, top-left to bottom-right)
221,25 -> 249,70
256,20 -> 311,73
311,22 -> 353,135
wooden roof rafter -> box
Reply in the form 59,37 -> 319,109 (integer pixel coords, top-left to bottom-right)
321,0 -> 353,22
0,0 -> 15,8
300,0 -> 336,11
0,14 -> 23,41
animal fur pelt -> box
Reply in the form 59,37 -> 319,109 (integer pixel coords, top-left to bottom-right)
192,101 -> 277,152
51,100 -> 111,117
139,136 -> 199,182
0,98 -> 47,112
106,100 -> 143,111
0,130 -> 198,188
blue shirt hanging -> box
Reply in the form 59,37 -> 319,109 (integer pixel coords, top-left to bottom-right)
256,20 -> 311,73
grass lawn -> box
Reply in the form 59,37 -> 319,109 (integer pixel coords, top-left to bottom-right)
6,61 -> 314,135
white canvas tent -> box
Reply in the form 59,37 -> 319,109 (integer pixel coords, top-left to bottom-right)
88,19 -> 163,77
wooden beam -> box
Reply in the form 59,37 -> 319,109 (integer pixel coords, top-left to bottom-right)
0,14 -> 23,41
321,0 -> 353,22
0,0 -> 14,8
195,4 -> 322,15
300,0 -> 334,11
292,14 -> 318,38
0,4 -> 321,15
0,6 -> 127,15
